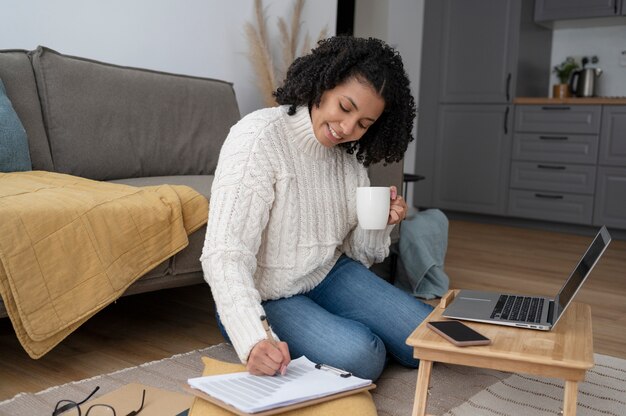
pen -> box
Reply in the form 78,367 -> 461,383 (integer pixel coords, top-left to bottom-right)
315,363 -> 352,378
261,315 -> 287,376
260,315 -> 277,346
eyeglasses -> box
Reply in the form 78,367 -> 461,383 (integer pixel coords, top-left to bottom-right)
52,386 -> 146,416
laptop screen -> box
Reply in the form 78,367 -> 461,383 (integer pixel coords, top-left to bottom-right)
553,226 -> 611,323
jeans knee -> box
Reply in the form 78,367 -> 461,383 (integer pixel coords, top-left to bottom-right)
391,347 -> 420,369
333,334 -> 387,381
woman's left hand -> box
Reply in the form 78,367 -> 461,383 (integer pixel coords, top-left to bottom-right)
388,186 -> 408,225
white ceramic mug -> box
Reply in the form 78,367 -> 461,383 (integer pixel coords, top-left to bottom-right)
356,187 -> 390,230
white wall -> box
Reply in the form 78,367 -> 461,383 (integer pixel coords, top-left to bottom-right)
551,22 -> 626,97
354,0 -> 389,41
387,1 -> 425,206
354,0 -> 425,205
0,0 -> 337,117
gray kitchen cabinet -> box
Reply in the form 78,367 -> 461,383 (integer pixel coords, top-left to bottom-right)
513,105 -> 601,134
512,104 -> 626,229
512,133 -> 599,164
594,106 -> 626,228
594,167 -> 626,229
437,0 -> 550,104
510,161 -> 597,195
438,1 -> 518,104
414,0 -> 551,210
509,189 -> 594,224
433,105 -> 512,215
534,0 -> 622,21
599,106 -> 626,166
509,105 -> 600,225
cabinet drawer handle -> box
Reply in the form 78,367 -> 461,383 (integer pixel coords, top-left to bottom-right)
506,73 -> 511,102
537,164 -> 566,170
541,106 -> 571,110
504,107 -> 509,134
534,193 -> 564,199
539,135 -> 568,140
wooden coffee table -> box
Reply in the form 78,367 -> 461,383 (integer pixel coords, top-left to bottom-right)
406,290 -> 594,416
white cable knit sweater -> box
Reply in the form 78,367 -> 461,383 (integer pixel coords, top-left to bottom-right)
200,105 -> 394,362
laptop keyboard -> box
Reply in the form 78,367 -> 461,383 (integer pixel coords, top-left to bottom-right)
490,295 -> 544,323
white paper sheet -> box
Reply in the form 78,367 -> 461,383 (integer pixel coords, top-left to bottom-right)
187,356 -> 372,413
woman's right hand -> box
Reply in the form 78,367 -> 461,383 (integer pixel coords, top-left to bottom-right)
247,340 -> 291,376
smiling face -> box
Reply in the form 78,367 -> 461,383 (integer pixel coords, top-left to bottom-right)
310,76 -> 385,148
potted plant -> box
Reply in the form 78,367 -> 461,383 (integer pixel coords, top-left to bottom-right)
552,57 -> 579,98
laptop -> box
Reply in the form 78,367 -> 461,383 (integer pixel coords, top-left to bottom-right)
442,226 -> 612,331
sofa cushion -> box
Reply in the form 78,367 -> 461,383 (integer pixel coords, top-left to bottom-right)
109,175 -> 214,275
0,50 -> 53,171
0,79 -> 32,172
171,225 -> 206,275
30,46 -> 240,181
108,175 -> 213,276
108,175 -> 213,200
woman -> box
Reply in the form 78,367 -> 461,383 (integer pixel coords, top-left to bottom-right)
201,36 -> 433,381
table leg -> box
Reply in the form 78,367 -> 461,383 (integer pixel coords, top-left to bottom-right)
412,359 -> 433,416
562,380 -> 579,416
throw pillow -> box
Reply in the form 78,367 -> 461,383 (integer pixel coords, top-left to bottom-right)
0,79 -> 32,172
188,356 -> 378,416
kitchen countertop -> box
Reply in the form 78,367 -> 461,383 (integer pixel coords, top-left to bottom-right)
515,97 -> 626,105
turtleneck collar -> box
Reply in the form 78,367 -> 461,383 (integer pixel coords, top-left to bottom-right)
281,106 -> 338,160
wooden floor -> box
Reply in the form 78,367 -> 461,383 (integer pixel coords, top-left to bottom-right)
1,220 -> 624,400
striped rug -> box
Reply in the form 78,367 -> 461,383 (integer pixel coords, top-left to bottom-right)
1,344 -> 624,415
442,353 -> 626,416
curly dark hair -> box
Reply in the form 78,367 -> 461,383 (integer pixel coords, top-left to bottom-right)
274,36 -> 416,166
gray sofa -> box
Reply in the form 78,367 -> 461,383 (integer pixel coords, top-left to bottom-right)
0,46 -> 402,318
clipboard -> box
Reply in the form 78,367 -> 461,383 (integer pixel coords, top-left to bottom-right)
185,356 -> 376,415
183,383 -> 376,416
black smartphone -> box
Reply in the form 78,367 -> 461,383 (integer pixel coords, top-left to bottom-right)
427,320 -> 491,347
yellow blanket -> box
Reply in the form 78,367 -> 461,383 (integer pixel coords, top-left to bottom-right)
0,171 -> 208,358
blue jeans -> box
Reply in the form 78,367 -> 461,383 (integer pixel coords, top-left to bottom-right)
216,255 -> 434,381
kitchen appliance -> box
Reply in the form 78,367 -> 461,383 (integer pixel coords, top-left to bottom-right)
569,67 -> 603,97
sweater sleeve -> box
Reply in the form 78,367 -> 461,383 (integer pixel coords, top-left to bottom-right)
200,119 -> 277,363
340,165 -> 395,268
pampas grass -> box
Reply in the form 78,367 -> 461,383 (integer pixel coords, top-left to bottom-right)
245,0 -> 327,107
302,27 -> 329,56
245,0 -> 277,108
